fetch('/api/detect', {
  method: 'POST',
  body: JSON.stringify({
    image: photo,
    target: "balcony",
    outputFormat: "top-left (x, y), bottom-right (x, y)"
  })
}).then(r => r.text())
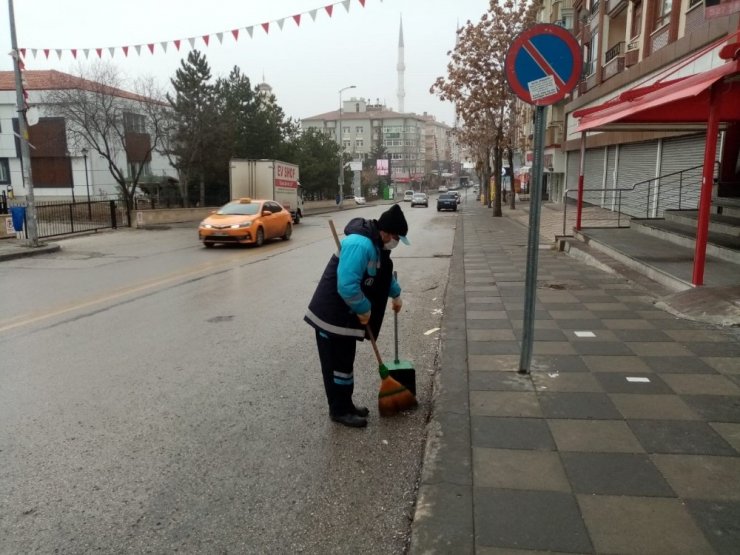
top-left (606, 0), bottom-right (627, 16)
top-left (649, 23), bottom-right (671, 55)
top-left (602, 42), bottom-right (626, 81)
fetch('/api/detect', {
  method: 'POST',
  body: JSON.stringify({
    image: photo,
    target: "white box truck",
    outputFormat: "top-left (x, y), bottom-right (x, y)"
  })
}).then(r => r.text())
top-left (229, 159), bottom-right (304, 223)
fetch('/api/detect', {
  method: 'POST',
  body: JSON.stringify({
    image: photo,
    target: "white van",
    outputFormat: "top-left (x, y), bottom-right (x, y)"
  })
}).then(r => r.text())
top-left (403, 190), bottom-right (415, 202)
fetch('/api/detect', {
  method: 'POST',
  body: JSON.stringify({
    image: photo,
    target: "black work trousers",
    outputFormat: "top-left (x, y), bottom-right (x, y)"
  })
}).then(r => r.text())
top-left (315, 329), bottom-right (358, 416)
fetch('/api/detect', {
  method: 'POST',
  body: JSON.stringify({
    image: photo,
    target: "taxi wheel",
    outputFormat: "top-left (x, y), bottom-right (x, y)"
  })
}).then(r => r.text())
top-left (255, 227), bottom-right (265, 247)
top-left (204, 242), bottom-right (214, 248)
top-left (282, 223), bottom-right (292, 241)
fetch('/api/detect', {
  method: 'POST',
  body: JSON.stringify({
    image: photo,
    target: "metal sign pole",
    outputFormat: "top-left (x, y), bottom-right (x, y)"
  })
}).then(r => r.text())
top-left (519, 104), bottom-right (546, 374)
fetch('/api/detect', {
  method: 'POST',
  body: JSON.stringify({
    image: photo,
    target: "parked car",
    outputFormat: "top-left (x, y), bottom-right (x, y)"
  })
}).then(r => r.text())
top-left (354, 196), bottom-right (366, 205)
top-left (198, 198), bottom-right (292, 248)
top-left (411, 193), bottom-right (428, 207)
top-left (437, 193), bottom-right (458, 212)
top-left (450, 190), bottom-right (461, 204)
top-left (438, 185), bottom-right (448, 193)
top-left (403, 190), bottom-right (415, 202)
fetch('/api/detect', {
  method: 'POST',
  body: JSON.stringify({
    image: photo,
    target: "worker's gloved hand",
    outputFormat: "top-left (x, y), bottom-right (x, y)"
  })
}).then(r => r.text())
top-left (392, 296), bottom-right (403, 313)
top-left (357, 311), bottom-right (371, 325)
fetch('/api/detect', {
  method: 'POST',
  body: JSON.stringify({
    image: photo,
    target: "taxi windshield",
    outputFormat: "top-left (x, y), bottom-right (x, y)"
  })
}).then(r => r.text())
top-left (218, 203), bottom-right (260, 216)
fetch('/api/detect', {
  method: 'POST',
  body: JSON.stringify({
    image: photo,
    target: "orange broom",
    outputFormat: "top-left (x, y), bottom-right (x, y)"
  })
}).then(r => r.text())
top-left (328, 219), bottom-right (418, 416)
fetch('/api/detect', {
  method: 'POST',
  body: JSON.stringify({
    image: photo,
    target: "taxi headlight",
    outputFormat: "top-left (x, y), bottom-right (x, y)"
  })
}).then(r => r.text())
top-left (231, 222), bottom-right (251, 229)
top-left (200, 222), bottom-right (213, 229)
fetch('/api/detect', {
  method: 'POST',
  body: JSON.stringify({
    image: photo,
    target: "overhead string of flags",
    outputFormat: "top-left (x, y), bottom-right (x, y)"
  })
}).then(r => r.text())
top-left (19, 0), bottom-right (377, 61)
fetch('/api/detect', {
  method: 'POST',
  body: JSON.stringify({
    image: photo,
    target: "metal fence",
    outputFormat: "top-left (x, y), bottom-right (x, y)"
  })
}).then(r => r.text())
top-left (11, 199), bottom-right (119, 239)
top-left (562, 164), bottom-right (708, 235)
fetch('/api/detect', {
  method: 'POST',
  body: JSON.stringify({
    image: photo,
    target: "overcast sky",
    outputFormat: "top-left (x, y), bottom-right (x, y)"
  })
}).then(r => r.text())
top-left (1, 0), bottom-right (492, 126)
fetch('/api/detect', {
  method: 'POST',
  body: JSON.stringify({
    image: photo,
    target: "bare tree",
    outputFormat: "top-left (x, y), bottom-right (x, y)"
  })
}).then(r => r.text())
top-left (43, 62), bottom-right (172, 225)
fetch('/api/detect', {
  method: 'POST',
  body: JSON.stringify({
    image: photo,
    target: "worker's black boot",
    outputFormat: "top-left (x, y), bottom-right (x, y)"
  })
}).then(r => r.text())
top-left (331, 413), bottom-right (368, 428)
top-left (351, 404), bottom-right (370, 417)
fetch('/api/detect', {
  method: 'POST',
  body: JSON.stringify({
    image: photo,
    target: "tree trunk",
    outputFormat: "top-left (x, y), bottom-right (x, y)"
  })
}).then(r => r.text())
top-left (492, 145), bottom-right (503, 217)
top-left (508, 148), bottom-right (516, 210)
top-left (199, 175), bottom-right (205, 208)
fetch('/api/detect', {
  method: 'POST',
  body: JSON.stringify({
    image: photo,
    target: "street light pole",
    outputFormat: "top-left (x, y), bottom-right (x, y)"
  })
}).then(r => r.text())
top-left (337, 85), bottom-right (356, 207)
top-left (82, 148), bottom-right (91, 219)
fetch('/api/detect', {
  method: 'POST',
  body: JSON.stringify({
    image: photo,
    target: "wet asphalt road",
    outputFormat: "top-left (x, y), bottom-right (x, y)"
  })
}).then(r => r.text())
top-left (0, 199), bottom-right (458, 553)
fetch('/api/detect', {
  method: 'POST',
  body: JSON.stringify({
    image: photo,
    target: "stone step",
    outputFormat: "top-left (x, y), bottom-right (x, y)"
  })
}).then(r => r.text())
top-left (630, 218), bottom-right (740, 265)
top-left (663, 209), bottom-right (740, 237)
top-left (714, 196), bottom-right (740, 218)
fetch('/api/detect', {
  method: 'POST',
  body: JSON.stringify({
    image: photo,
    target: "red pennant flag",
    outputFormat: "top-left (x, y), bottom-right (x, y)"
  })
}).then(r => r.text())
top-left (43, 49), bottom-right (50, 59)
top-left (96, 48), bottom-right (103, 58)
top-left (71, 49), bottom-right (77, 59)
top-left (325, 5), bottom-right (333, 16)
top-left (359, 0), bottom-right (366, 5)
top-left (261, 22), bottom-right (270, 34)
top-left (293, 14), bottom-right (301, 26)
top-left (147, 43), bottom-right (155, 54)
top-left (123, 46), bottom-right (129, 57)
top-left (174, 39), bottom-right (181, 51)
top-left (231, 29), bottom-right (239, 40)
top-left (19, 48), bottom-right (26, 58)
top-left (18, 60), bottom-right (25, 70)
top-left (202, 35), bottom-right (210, 46)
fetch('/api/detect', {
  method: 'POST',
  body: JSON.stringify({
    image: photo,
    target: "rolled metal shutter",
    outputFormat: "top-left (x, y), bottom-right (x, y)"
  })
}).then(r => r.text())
top-left (614, 140), bottom-right (657, 218)
top-left (605, 145), bottom-right (617, 190)
top-left (583, 147), bottom-right (606, 207)
top-left (658, 134), bottom-right (707, 212)
top-left (566, 150), bottom-right (580, 194)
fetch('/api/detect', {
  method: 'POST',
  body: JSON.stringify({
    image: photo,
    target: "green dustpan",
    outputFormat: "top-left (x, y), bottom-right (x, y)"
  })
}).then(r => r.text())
top-left (387, 275), bottom-right (416, 395)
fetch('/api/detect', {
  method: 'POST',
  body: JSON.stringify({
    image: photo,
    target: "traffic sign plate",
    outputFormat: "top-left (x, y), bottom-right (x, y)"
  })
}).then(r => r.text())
top-left (505, 23), bottom-right (582, 106)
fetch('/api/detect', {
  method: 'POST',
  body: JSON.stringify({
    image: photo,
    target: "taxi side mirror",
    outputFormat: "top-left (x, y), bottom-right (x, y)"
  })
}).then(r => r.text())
top-left (262, 210), bottom-right (271, 217)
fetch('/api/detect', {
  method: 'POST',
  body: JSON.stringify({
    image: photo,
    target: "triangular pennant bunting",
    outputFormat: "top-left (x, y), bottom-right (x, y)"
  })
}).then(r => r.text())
top-left (174, 39), bottom-right (181, 50)
top-left (231, 29), bottom-right (239, 41)
top-left (202, 35), bottom-right (210, 46)
top-left (19, 48), bottom-right (26, 58)
top-left (71, 49), bottom-right (77, 59)
top-left (188, 37), bottom-right (196, 49)
top-left (216, 32), bottom-right (224, 44)
top-left (108, 47), bottom-right (115, 58)
top-left (261, 22), bottom-right (270, 34)
top-left (43, 49), bottom-right (50, 59)
top-left (96, 48), bottom-right (103, 58)
top-left (309, 9), bottom-right (318, 21)
top-left (30, 49), bottom-right (37, 59)
top-left (325, 5), bottom-right (334, 17)
top-left (246, 26), bottom-right (254, 38)
top-left (55, 49), bottom-right (63, 59)
top-left (293, 14), bottom-right (301, 26)
top-left (160, 41), bottom-right (168, 53)
top-left (122, 46), bottom-right (129, 57)
top-left (343, 0), bottom-right (350, 12)
top-left (277, 18), bottom-right (285, 30)
top-left (359, 0), bottom-right (366, 6)
top-left (134, 45), bottom-right (142, 56)
top-left (83, 49), bottom-right (90, 59)
top-left (147, 43), bottom-right (155, 54)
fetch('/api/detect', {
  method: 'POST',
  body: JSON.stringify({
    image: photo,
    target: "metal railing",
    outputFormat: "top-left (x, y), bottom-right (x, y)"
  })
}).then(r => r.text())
top-left (604, 41), bottom-right (625, 63)
top-left (11, 199), bottom-right (119, 239)
top-left (562, 164), bottom-right (710, 236)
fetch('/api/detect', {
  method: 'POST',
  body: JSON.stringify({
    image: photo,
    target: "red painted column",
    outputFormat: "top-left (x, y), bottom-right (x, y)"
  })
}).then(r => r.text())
top-left (692, 85), bottom-right (720, 287)
top-left (576, 132), bottom-right (586, 230)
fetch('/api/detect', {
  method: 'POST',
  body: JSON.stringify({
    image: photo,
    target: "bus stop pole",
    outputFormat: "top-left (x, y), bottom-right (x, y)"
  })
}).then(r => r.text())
top-left (519, 105), bottom-right (547, 374)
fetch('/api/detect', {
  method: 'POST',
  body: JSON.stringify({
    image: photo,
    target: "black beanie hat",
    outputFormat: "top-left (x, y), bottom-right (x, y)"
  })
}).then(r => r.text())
top-left (377, 204), bottom-right (409, 244)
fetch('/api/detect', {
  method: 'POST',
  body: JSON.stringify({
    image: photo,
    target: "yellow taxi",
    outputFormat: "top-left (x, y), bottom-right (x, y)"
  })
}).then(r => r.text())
top-left (198, 198), bottom-right (293, 248)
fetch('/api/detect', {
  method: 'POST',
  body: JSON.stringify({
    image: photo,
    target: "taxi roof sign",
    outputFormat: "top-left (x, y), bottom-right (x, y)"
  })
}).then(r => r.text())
top-left (505, 24), bottom-right (582, 106)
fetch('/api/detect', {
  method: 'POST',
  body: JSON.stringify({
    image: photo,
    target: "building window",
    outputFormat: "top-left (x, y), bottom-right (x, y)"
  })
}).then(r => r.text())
top-left (342, 126), bottom-right (351, 135)
top-left (355, 126), bottom-right (364, 134)
top-left (128, 161), bottom-right (151, 179)
top-left (123, 112), bottom-right (146, 133)
top-left (0, 158), bottom-right (9, 184)
top-left (355, 139), bottom-right (364, 147)
top-left (655, 0), bottom-right (671, 29)
top-left (631, 0), bottom-right (642, 38)
top-left (343, 140), bottom-right (351, 148)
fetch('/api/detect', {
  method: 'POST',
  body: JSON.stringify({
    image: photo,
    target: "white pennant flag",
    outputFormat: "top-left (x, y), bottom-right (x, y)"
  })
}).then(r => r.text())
top-left (30, 49), bottom-right (38, 59)
top-left (108, 47), bottom-right (115, 58)
top-left (56, 49), bottom-right (63, 60)
top-left (309, 9), bottom-right (317, 21)
top-left (134, 45), bottom-right (142, 56)
top-left (246, 26), bottom-right (254, 38)
top-left (83, 49), bottom-right (90, 59)
top-left (342, 0), bottom-right (350, 12)
top-left (160, 41), bottom-right (168, 53)
top-left (188, 37), bottom-right (196, 49)
top-left (216, 32), bottom-right (224, 44)
top-left (277, 18), bottom-right (285, 30)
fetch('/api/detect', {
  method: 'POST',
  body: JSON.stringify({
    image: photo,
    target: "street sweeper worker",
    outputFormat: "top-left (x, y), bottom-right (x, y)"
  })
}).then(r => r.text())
top-left (304, 203), bottom-right (409, 428)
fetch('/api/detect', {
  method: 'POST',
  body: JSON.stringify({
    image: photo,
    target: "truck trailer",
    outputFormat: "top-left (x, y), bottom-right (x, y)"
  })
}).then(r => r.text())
top-left (229, 159), bottom-right (303, 223)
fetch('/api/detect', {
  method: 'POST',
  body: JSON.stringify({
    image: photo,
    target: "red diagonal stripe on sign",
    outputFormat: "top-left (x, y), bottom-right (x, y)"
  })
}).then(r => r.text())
top-left (522, 40), bottom-right (566, 89)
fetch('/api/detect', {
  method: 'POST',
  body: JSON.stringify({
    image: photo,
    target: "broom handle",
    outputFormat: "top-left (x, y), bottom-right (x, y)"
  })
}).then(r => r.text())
top-left (393, 271), bottom-right (399, 363)
top-left (366, 325), bottom-right (384, 366)
top-left (329, 219), bottom-right (341, 254)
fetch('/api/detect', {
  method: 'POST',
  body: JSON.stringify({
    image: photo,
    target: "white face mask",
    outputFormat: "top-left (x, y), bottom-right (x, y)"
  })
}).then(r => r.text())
top-left (383, 238), bottom-right (399, 250)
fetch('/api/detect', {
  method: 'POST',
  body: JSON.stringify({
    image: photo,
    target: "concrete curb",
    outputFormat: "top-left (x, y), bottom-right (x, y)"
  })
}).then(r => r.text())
top-left (0, 242), bottom-right (60, 262)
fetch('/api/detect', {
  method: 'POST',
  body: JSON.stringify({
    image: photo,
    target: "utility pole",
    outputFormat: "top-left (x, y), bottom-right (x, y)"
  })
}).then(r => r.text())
top-left (8, 0), bottom-right (40, 246)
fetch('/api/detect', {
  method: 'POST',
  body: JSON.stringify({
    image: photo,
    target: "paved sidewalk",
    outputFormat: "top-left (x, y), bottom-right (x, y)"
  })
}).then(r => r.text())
top-left (410, 202), bottom-right (740, 554)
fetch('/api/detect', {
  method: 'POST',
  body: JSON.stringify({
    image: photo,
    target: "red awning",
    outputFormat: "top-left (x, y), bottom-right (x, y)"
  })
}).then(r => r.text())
top-left (575, 59), bottom-right (740, 132)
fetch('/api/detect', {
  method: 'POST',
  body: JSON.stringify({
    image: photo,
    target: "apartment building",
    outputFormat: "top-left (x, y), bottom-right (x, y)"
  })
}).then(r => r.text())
top-left (516, 1), bottom-right (739, 205)
top-left (301, 97), bottom-right (455, 184)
